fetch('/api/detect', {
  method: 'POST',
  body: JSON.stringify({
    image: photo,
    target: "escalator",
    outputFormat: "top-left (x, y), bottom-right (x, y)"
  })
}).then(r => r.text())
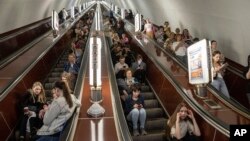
top-left (101, 2), bottom-right (250, 141)
top-left (104, 2), bottom-right (250, 111)
top-left (104, 0), bottom-right (250, 117)
top-left (133, 84), bottom-right (167, 141)
top-left (100, 5), bottom-right (168, 141)
top-left (0, 5), bottom-right (96, 140)
top-left (43, 50), bottom-right (70, 100)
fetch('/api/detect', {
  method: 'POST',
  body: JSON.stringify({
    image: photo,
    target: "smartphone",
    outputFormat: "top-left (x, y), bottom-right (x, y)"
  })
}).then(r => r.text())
top-left (138, 103), bottom-right (142, 107)
top-left (220, 63), bottom-right (229, 70)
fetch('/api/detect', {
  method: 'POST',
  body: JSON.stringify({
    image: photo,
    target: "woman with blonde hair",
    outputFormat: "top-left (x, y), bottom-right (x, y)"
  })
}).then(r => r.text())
top-left (19, 82), bottom-right (46, 141)
top-left (167, 102), bottom-right (200, 141)
top-left (36, 81), bottom-right (80, 141)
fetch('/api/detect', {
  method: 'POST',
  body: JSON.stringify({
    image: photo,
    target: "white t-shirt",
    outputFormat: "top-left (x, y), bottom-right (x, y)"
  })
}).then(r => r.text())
top-left (172, 41), bottom-right (187, 56)
top-left (170, 120), bottom-right (194, 139)
top-left (144, 23), bottom-right (153, 32)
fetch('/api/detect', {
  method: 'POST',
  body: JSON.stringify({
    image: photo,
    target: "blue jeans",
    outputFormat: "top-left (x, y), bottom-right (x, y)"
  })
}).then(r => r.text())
top-left (176, 55), bottom-right (187, 66)
top-left (211, 77), bottom-right (230, 98)
top-left (36, 134), bottom-right (60, 141)
top-left (127, 108), bottom-right (146, 129)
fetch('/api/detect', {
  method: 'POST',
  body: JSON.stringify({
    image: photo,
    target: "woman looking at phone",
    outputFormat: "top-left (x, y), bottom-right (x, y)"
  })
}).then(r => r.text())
top-left (211, 50), bottom-right (230, 98)
top-left (125, 85), bottom-right (147, 136)
top-left (35, 81), bottom-right (76, 141)
top-left (167, 102), bottom-right (200, 141)
top-left (18, 82), bottom-right (46, 141)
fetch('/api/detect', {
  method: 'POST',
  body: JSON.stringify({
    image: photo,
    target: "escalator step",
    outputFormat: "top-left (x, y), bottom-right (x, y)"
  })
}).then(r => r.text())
top-left (144, 99), bottom-right (159, 108)
top-left (50, 72), bottom-right (61, 77)
top-left (47, 77), bottom-right (60, 83)
top-left (57, 64), bottom-right (64, 68)
top-left (53, 68), bottom-right (64, 72)
top-left (145, 118), bottom-right (167, 131)
top-left (141, 92), bottom-right (155, 100)
top-left (132, 132), bottom-right (166, 141)
top-left (146, 108), bottom-right (164, 119)
top-left (59, 60), bottom-right (66, 64)
top-left (45, 90), bottom-right (51, 97)
top-left (141, 85), bottom-right (150, 92)
top-left (44, 83), bottom-right (54, 90)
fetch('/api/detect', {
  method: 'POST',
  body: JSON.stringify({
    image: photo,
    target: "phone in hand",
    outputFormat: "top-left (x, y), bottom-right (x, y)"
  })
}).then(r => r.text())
top-left (220, 62), bottom-right (229, 70)
top-left (137, 104), bottom-right (142, 109)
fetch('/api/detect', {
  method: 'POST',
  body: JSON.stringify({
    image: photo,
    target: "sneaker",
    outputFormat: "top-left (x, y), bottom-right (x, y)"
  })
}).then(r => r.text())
top-left (140, 128), bottom-right (147, 135)
top-left (133, 129), bottom-right (140, 136)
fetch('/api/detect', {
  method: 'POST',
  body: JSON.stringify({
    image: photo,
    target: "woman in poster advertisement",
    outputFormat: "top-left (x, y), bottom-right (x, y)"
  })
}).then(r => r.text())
top-left (211, 51), bottom-right (230, 98)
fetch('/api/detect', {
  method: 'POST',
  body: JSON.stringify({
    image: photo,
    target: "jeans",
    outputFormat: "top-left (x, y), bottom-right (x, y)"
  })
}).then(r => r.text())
top-left (211, 77), bottom-right (230, 98)
top-left (176, 55), bottom-right (187, 66)
top-left (36, 132), bottom-right (60, 141)
top-left (36, 136), bottom-right (59, 141)
top-left (127, 108), bottom-right (146, 129)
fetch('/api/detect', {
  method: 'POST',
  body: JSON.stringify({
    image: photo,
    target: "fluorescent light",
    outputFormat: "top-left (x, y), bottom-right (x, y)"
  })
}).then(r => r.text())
top-left (89, 37), bottom-right (102, 87)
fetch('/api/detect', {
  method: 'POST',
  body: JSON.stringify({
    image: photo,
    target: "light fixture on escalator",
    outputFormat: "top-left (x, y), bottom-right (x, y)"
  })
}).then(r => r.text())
top-left (87, 33), bottom-right (105, 117)
top-left (95, 3), bottom-right (101, 31)
top-left (51, 10), bottom-right (59, 38)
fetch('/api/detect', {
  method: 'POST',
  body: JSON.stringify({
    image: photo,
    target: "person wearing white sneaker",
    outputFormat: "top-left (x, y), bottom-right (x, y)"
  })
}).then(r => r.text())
top-left (125, 85), bottom-right (147, 136)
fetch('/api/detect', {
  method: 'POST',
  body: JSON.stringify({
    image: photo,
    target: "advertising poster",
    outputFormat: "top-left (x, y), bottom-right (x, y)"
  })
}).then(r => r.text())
top-left (187, 39), bottom-right (210, 84)
top-left (52, 10), bottom-right (59, 31)
top-left (135, 13), bottom-right (141, 32)
top-left (71, 6), bottom-right (75, 19)
top-left (121, 8), bottom-right (125, 19)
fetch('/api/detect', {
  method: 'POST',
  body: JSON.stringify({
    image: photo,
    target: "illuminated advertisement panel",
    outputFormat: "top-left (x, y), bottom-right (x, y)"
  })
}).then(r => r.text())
top-left (121, 8), bottom-right (125, 19)
top-left (71, 6), bottom-right (75, 19)
top-left (135, 13), bottom-right (141, 32)
top-left (187, 39), bottom-right (210, 84)
top-left (52, 10), bottom-right (59, 31)
top-left (115, 6), bottom-right (118, 14)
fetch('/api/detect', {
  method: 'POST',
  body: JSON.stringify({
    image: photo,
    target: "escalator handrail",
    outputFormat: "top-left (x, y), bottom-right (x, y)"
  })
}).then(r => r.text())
top-left (0, 5), bottom-right (95, 102)
top-left (0, 18), bottom-right (51, 41)
top-left (0, 7), bottom-right (83, 69)
top-left (0, 29), bottom-right (52, 69)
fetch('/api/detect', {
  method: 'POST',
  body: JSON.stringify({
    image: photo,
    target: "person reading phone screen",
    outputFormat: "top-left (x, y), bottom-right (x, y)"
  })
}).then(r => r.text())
top-left (211, 51), bottom-right (230, 98)
top-left (125, 85), bottom-right (147, 136)
top-left (167, 102), bottom-right (201, 141)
